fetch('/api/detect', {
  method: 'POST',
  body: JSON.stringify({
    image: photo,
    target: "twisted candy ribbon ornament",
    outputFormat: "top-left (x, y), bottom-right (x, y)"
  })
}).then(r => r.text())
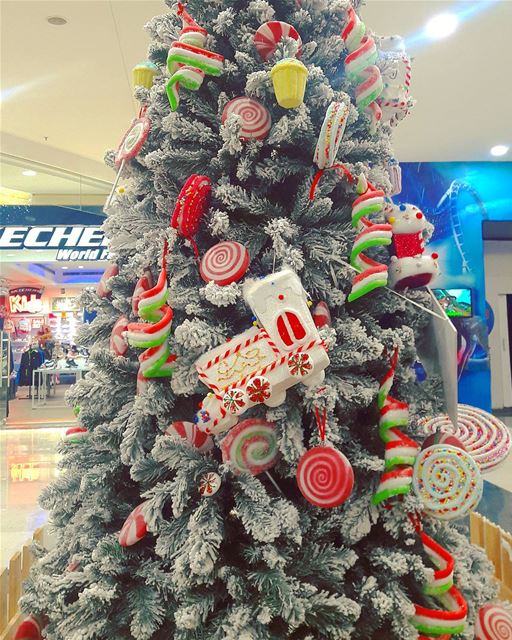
top-left (125, 243), bottom-right (176, 379)
top-left (348, 174), bottom-right (393, 302)
top-left (372, 348), bottom-right (420, 505)
top-left (342, 6), bottom-right (383, 130)
top-left (412, 525), bottom-right (468, 637)
top-left (166, 3), bottom-right (224, 111)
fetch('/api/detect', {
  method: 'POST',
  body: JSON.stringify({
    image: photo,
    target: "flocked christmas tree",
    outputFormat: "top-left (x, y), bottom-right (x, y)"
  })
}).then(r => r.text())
top-left (18, 0), bottom-right (506, 638)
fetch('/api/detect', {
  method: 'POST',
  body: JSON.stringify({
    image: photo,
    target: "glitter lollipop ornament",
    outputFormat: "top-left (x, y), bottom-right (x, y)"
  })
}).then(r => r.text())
top-left (296, 407), bottom-right (354, 508)
top-left (420, 404), bottom-right (511, 473)
top-left (412, 444), bottom-right (483, 521)
top-left (171, 174), bottom-right (212, 257)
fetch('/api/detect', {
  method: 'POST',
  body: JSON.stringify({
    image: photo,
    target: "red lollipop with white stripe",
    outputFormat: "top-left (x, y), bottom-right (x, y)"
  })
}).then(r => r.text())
top-left (200, 241), bottom-right (250, 286)
top-left (296, 445), bottom-right (354, 508)
top-left (222, 97), bottom-right (272, 141)
top-left (110, 315), bottom-right (129, 356)
top-left (165, 420), bottom-right (213, 453)
top-left (254, 21), bottom-right (302, 61)
top-left (475, 603), bottom-right (512, 639)
top-left (118, 502), bottom-right (148, 547)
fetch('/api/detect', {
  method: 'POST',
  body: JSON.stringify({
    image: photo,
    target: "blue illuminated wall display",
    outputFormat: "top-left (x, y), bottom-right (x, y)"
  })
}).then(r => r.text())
top-left (400, 162), bottom-right (512, 411)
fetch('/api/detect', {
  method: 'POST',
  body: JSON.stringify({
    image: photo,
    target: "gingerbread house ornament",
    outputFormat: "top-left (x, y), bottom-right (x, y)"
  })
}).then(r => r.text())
top-left (195, 269), bottom-right (330, 435)
top-left (385, 202), bottom-right (439, 290)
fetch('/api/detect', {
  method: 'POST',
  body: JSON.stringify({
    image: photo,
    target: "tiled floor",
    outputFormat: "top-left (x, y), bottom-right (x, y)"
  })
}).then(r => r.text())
top-left (7, 385), bottom-right (77, 429)
top-left (0, 413), bottom-right (511, 568)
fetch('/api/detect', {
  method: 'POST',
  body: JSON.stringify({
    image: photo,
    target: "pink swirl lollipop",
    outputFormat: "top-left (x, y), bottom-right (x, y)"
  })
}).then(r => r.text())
top-left (254, 21), bottom-right (302, 61)
top-left (420, 404), bottom-right (511, 472)
top-left (296, 445), bottom-right (354, 508)
top-left (165, 420), bottom-right (213, 453)
top-left (222, 97), bottom-right (272, 141)
top-left (412, 445), bottom-right (482, 521)
top-left (475, 603), bottom-right (512, 639)
top-left (200, 241), bottom-right (250, 286)
top-left (221, 418), bottom-right (280, 476)
top-left (118, 503), bottom-right (148, 547)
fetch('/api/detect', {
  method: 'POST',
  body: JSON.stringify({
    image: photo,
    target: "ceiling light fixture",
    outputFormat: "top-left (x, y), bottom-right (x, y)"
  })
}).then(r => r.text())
top-left (424, 13), bottom-right (459, 39)
top-left (490, 144), bottom-right (509, 157)
top-left (47, 16), bottom-right (67, 26)
top-left (7, 253), bottom-right (15, 257)
top-left (62, 266), bottom-right (69, 270)
top-left (78, 265), bottom-right (84, 269)
top-left (22, 169), bottom-right (37, 177)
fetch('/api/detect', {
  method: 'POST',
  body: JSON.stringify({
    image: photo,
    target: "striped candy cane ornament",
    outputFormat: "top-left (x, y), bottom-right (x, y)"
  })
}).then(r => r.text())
top-left (166, 4), bottom-right (224, 111)
top-left (126, 242), bottom-right (176, 380)
top-left (341, 6), bottom-right (383, 130)
top-left (372, 348), bottom-right (420, 504)
top-left (348, 174), bottom-right (393, 302)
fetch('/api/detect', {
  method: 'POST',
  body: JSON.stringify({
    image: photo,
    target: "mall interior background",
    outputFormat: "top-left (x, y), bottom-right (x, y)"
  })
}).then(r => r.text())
top-left (1, 0), bottom-right (512, 575)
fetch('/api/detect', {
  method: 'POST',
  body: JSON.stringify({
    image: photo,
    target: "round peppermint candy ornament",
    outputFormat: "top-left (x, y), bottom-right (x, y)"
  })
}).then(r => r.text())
top-left (475, 603), bottom-right (512, 640)
top-left (115, 117), bottom-right (151, 166)
top-left (296, 446), bottom-right (354, 508)
top-left (222, 97), bottom-right (272, 141)
top-left (254, 21), bottom-right (302, 61)
top-left (200, 241), bottom-right (250, 286)
top-left (421, 430), bottom-right (466, 452)
top-left (199, 472), bottom-right (221, 497)
top-left (165, 420), bottom-right (213, 453)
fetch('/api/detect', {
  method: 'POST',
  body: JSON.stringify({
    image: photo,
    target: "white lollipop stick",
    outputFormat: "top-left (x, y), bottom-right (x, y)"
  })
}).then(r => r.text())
top-left (104, 159), bottom-right (125, 212)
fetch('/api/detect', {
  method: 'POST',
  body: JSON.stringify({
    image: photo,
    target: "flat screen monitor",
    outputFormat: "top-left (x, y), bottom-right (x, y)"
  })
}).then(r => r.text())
top-left (432, 288), bottom-right (473, 318)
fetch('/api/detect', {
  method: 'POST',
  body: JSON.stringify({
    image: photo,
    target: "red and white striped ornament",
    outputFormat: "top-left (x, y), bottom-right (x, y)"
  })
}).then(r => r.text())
top-left (312, 302), bottom-right (331, 328)
top-left (97, 263), bottom-right (119, 299)
top-left (254, 21), bottom-right (302, 61)
top-left (132, 270), bottom-right (153, 315)
top-left (222, 97), bottom-right (272, 141)
top-left (118, 503), bottom-right (148, 547)
top-left (63, 426), bottom-right (88, 442)
top-left (14, 616), bottom-right (42, 640)
top-left (165, 420), bottom-right (213, 453)
top-left (110, 316), bottom-right (129, 357)
top-left (200, 241), bottom-right (250, 286)
top-left (475, 603), bottom-right (512, 639)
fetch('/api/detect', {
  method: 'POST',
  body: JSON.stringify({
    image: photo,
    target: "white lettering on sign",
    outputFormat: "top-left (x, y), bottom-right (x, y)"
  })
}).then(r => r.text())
top-left (0, 226), bottom-right (110, 260)
top-left (9, 289), bottom-right (44, 314)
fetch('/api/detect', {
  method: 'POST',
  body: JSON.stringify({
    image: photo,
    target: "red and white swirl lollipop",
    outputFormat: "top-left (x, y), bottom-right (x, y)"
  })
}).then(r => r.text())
top-left (221, 418), bottom-right (280, 476)
top-left (476, 603), bottom-right (512, 640)
top-left (200, 241), bottom-right (250, 286)
top-left (297, 446), bottom-right (354, 508)
top-left (110, 316), bottom-right (129, 357)
top-left (165, 420), bottom-right (213, 453)
top-left (118, 502), bottom-right (148, 547)
top-left (222, 97), bottom-right (272, 141)
top-left (254, 21), bottom-right (302, 61)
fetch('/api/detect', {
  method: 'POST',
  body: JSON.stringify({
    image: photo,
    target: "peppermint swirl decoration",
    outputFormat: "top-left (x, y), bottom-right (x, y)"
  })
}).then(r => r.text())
top-left (412, 445), bottom-right (482, 520)
top-left (200, 241), bottom-right (250, 286)
top-left (296, 446), bottom-right (354, 508)
top-left (222, 97), bottom-right (272, 141)
top-left (221, 418), bottom-right (280, 476)
top-left (476, 604), bottom-right (512, 640)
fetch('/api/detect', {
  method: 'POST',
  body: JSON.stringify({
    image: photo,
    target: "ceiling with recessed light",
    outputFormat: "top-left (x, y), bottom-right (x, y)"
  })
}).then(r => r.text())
top-left (0, 0), bottom-right (511, 189)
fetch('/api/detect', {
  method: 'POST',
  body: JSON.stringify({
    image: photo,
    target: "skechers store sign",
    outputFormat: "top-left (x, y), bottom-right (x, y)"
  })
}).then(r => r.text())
top-left (0, 226), bottom-right (110, 261)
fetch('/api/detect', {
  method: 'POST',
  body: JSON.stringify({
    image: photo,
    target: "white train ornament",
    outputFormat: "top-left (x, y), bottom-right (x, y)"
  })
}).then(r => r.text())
top-left (194, 268), bottom-right (330, 435)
